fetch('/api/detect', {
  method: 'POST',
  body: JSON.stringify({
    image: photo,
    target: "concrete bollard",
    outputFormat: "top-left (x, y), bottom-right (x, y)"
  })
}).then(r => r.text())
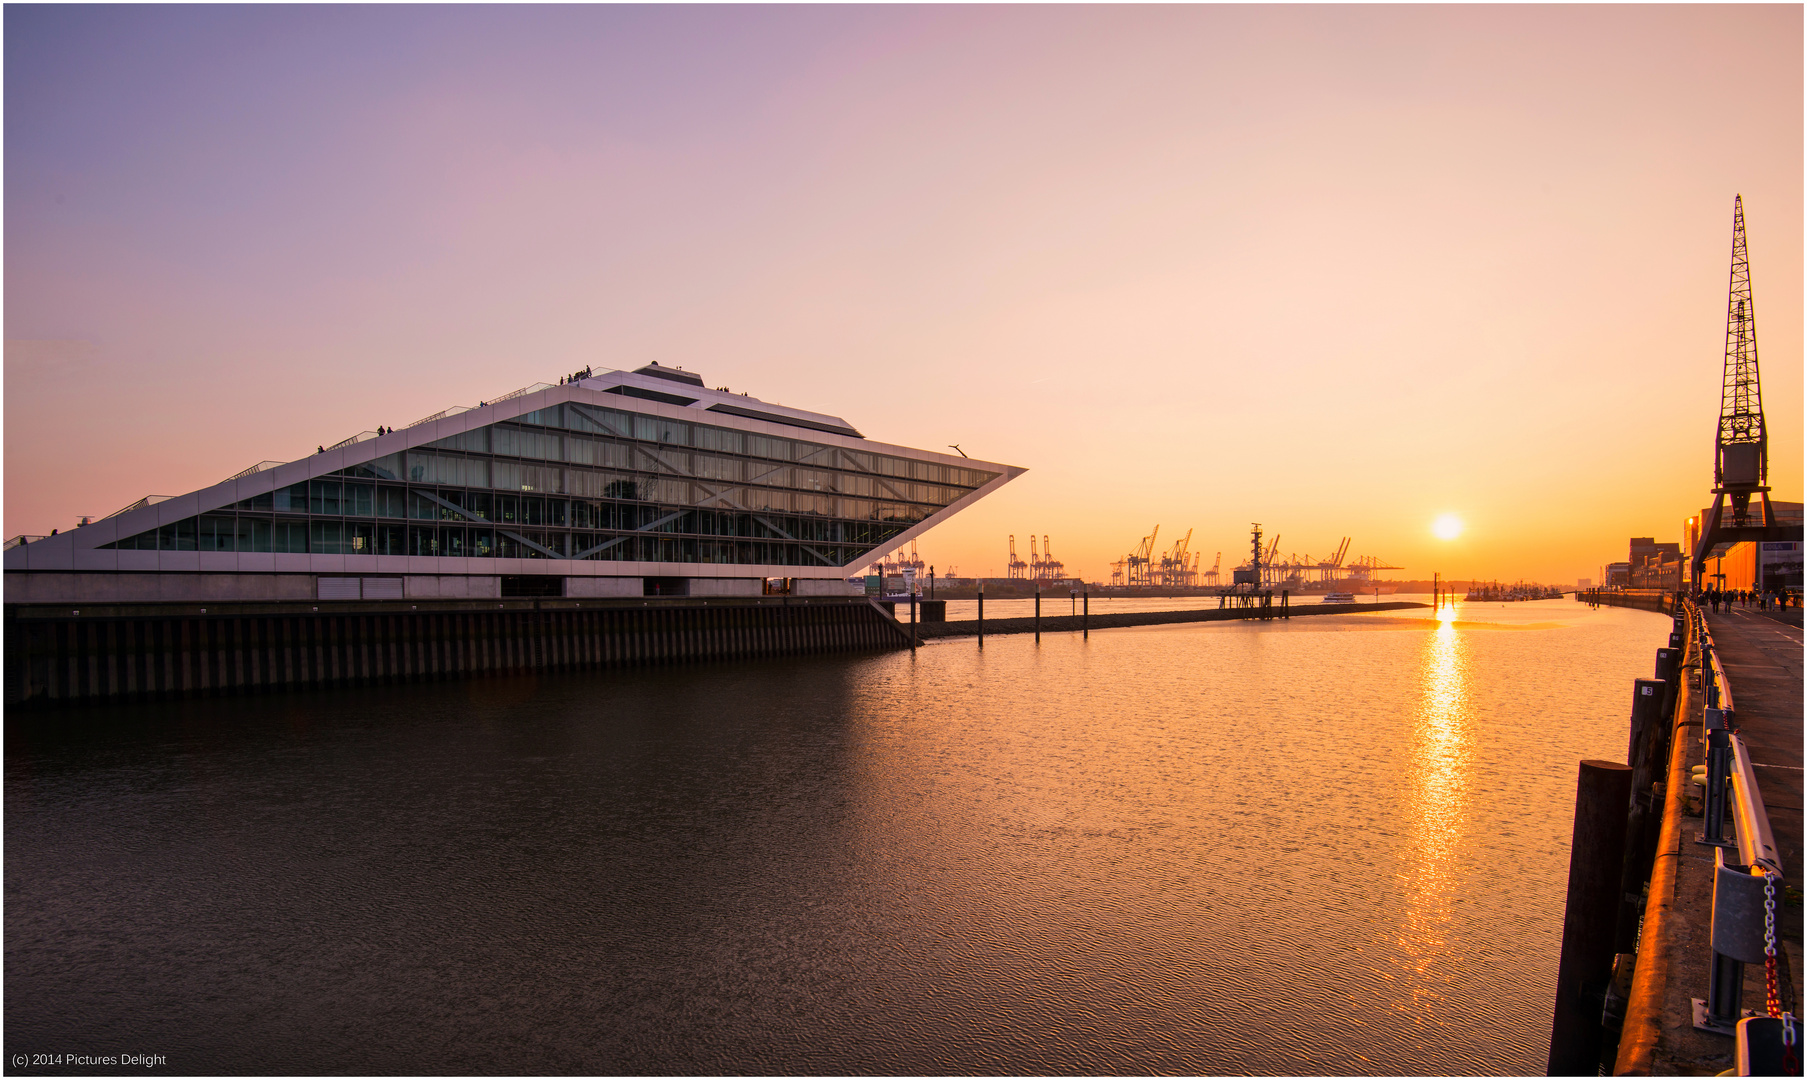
top-left (1548, 759), bottom-right (1635, 1076)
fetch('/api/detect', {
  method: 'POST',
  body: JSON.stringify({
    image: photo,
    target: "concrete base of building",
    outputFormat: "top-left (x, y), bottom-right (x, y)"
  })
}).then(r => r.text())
top-left (5, 570), bottom-right (864, 605)
top-left (3, 596), bottom-right (909, 708)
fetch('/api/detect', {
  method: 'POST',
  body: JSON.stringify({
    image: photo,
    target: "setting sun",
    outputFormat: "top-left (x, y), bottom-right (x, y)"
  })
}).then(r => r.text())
top-left (1433, 514), bottom-right (1465, 541)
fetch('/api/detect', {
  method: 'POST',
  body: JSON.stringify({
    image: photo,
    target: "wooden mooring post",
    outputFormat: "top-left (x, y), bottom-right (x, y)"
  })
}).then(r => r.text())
top-left (1547, 758), bottom-right (1634, 1076)
top-left (1614, 678), bottom-right (1668, 953)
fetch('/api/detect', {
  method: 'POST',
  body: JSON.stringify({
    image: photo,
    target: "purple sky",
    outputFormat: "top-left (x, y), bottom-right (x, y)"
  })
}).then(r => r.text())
top-left (7, 6), bottom-right (1801, 582)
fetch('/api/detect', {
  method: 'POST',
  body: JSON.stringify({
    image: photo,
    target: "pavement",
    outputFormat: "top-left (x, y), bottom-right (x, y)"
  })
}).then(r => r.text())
top-left (1709, 607), bottom-right (1804, 890)
top-left (1614, 605), bottom-right (1803, 1075)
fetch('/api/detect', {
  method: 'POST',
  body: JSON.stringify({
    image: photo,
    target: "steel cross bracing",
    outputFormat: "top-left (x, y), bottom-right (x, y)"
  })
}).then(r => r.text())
top-left (1690, 195), bottom-right (1803, 579)
top-left (1718, 194), bottom-right (1766, 474)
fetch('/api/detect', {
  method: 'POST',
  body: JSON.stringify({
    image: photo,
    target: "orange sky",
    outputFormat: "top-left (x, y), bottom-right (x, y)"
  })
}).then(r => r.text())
top-left (6, 6), bottom-right (1801, 584)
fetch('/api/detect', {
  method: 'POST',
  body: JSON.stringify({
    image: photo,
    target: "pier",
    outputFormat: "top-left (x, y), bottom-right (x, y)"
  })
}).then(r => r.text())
top-left (907, 599), bottom-right (1428, 641)
top-left (1610, 602), bottom-right (1802, 1075)
top-left (1547, 596), bottom-right (1802, 1075)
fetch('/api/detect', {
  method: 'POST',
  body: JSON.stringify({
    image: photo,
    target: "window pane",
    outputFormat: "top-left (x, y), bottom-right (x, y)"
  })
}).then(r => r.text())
top-left (310, 520), bottom-right (345, 555)
top-left (273, 483), bottom-right (309, 513)
top-left (377, 487), bottom-right (407, 518)
top-left (273, 520), bottom-right (308, 552)
top-left (344, 483), bottom-right (374, 517)
top-left (246, 518), bottom-right (272, 553)
top-left (408, 525), bottom-right (439, 556)
top-left (347, 522), bottom-right (375, 555)
top-left (370, 453), bottom-right (405, 481)
top-left (198, 515), bottom-right (235, 551)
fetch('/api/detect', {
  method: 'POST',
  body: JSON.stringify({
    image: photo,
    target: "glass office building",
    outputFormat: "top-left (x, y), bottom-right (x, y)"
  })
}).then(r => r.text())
top-left (6, 365), bottom-right (1022, 602)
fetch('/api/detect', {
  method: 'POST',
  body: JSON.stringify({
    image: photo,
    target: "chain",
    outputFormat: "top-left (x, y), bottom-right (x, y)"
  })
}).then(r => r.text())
top-left (1764, 870), bottom-right (1800, 1074)
top-left (1765, 871), bottom-right (1781, 1017)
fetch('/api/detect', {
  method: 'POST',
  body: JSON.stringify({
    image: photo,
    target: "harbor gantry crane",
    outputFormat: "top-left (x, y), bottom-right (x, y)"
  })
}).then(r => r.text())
top-left (1037, 535), bottom-right (1065, 584)
top-left (1157, 528), bottom-right (1194, 588)
top-left (1007, 535), bottom-right (1029, 580)
top-left (905, 540), bottom-right (925, 575)
top-left (1248, 533), bottom-right (1288, 586)
top-left (1124, 525), bottom-right (1161, 586)
top-left (1315, 537), bottom-right (1352, 584)
top-left (1346, 554), bottom-right (1404, 583)
top-left (1202, 552), bottom-right (1222, 586)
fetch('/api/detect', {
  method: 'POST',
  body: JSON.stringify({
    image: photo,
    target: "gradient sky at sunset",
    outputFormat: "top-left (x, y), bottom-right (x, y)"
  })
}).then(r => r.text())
top-left (7, 6), bottom-right (1801, 584)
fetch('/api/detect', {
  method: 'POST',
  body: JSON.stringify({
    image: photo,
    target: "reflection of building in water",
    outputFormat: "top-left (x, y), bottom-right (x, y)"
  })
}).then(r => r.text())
top-left (1397, 620), bottom-right (1473, 985)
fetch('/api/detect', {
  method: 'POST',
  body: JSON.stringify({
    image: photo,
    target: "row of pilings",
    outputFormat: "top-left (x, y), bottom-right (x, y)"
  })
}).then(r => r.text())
top-left (4, 597), bottom-right (911, 707)
top-left (1578, 588), bottom-right (1680, 615)
top-left (1546, 604), bottom-right (1689, 1073)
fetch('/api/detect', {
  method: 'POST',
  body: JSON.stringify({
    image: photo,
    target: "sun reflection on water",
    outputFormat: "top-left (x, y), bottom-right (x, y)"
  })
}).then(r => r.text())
top-left (1397, 610), bottom-right (1474, 993)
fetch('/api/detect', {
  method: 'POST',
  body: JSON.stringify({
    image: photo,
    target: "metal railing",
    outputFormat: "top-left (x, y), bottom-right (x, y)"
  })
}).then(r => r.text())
top-left (407, 381), bottom-right (558, 430)
top-left (325, 431), bottom-right (378, 452)
top-left (1685, 597), bottom-right (1792, 1044)
top-left (407, 404), bottom-right (472, 428)
top-left (227, 460), bottom-right (286, 482)
top-left (4, 534), bottom-right (48, 550)
top-left (491, 381), bottom-right (554, 404)
top-left (103, 494), bottom-right (173, 520)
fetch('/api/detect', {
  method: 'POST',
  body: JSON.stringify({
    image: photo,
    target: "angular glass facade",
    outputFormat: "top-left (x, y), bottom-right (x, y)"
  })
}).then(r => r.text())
top-left (103, 401), bottom-right (997, 568)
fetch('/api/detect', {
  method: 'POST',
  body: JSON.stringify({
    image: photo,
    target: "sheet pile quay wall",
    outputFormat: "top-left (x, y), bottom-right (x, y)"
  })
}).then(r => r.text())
top-left (4, 597), bottom-right (909, 707)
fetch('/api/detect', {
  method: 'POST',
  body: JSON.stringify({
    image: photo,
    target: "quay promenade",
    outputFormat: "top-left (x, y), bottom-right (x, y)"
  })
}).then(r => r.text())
top-left (1616, 604), bottom-right (1803, 1075)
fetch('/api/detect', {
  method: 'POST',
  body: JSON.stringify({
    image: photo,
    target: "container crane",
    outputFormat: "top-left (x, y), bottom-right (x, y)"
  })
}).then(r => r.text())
top-left (1038, 535), bottom-right (1064, 584)
top-left (1007, 535), bottom-right (1029, 580)
top-left (1158, 528), bottom-right (1194, 587)
top-left (1346, 554), bottom-right (1404, 583)
top-left (1125, 525), bottom-right (1160, 587)
top-left (1316, 537), bottom-right (1351, 583)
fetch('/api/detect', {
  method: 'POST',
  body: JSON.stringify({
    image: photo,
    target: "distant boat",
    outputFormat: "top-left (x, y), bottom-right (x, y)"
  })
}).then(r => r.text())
top-left (1323, 591), bottom-right (1356, 603)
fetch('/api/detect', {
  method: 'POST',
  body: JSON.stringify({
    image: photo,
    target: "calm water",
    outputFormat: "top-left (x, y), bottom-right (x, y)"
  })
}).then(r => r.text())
top-left (6, 598), bottom-right (1666, 1075)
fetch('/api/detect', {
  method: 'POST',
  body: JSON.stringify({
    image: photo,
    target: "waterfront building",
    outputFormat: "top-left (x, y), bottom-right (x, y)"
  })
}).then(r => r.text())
top-left (1626, 537), bottom-right (1684, 591)
top-left (1687, 500), bottom-right (1802, 591)
top-left (5, 364), bottom-right (1023, 604)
